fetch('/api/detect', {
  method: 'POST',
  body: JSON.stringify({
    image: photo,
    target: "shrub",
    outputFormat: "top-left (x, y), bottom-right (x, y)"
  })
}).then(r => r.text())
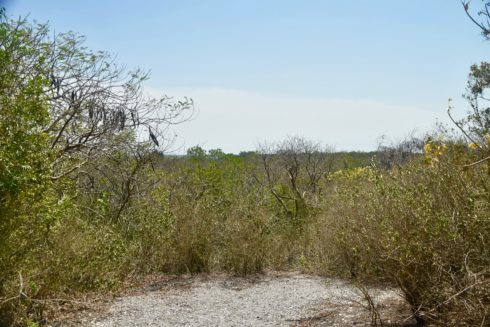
top-left (328, 144), bottom-right (490, 325)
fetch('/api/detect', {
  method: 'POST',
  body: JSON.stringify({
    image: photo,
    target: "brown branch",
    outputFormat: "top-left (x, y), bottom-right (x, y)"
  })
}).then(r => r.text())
top-left (462, 1), bottom-right (490, 34)
top-left (462, 155), bottom-right (490, 168)
top-left (51, 160), bottom-right (89, 181)
top-left (447, 99), bottom-right (484, 150)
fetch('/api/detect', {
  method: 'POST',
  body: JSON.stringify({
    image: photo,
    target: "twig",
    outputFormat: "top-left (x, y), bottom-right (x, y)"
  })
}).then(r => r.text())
top-left (447, 99), bottom-right (482, 150)
top-left (428, 280), bottom-right (487, 313)
top-left (461, 156), bottom-right (490, 168)
top-left (0, 295), bottom-right (20, 306)
top-left (0, 272), bottom-right (27, 306)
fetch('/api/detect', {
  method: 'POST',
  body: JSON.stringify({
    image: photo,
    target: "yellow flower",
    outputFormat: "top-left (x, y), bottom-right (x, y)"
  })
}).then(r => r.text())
top-left (424, 141), bottom-right (446, 167)
top-left (437, 143), bottom-right (447, 156)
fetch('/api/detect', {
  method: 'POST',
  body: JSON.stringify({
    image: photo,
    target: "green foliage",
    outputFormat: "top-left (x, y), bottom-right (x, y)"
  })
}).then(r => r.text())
top-left (186, 145), bottom-right (207, 159)
top-left (0, 13), bottom-right (61, 326)
top-left (0, 12), bottom-right (191, 325)
top-left (456, 61), bottom-right (490, 155)
top-left (0, 12), bottom-right (53, 285)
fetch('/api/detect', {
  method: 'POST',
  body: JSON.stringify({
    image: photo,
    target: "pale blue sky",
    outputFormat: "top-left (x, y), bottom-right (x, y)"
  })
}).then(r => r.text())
top-left (5, 1), bottom-right (490, 152)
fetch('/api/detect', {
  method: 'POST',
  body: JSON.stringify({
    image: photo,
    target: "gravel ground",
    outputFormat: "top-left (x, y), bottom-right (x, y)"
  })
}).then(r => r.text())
top-left (66, 273), bottom-right (410, 327)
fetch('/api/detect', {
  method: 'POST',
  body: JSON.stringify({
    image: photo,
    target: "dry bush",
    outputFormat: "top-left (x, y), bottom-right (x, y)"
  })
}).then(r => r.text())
top-left (325, 143), bottom-right (490, 325)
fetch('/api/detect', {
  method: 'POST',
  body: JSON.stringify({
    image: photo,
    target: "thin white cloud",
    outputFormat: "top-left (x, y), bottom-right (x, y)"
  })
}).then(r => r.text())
top-left (145, 87), bottom-right (450, 154)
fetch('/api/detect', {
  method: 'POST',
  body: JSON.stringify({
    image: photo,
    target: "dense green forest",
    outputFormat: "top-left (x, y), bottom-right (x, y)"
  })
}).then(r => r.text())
top-left (1, 5), bottom-right (490, 327)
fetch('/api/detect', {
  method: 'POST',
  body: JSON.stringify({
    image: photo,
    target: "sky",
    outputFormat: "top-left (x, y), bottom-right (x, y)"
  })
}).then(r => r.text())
top-left (5, 0), bottom-right (490, 153)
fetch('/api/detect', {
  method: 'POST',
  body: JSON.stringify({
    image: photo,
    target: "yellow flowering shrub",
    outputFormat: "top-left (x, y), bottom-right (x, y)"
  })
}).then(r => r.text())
top-left (424, 141), bottom-right (447, 166)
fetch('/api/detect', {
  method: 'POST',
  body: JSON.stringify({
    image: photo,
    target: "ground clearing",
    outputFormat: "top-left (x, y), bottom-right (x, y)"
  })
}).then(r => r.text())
top-left (58, 272), bottom-right (414, 327)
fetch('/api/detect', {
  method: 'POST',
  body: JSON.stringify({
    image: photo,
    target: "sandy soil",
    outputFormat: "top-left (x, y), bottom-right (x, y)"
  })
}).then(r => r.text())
top-left (57, 272), bottom-right (414, 327)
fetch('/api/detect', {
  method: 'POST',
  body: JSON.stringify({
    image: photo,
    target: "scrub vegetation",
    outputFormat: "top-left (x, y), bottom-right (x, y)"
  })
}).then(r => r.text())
top-left (1, 3), bottom-right (490, 326)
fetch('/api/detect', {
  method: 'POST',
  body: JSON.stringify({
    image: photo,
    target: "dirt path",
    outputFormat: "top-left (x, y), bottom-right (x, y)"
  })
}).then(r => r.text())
top-left (65, 273), bottom-right (411, 327)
